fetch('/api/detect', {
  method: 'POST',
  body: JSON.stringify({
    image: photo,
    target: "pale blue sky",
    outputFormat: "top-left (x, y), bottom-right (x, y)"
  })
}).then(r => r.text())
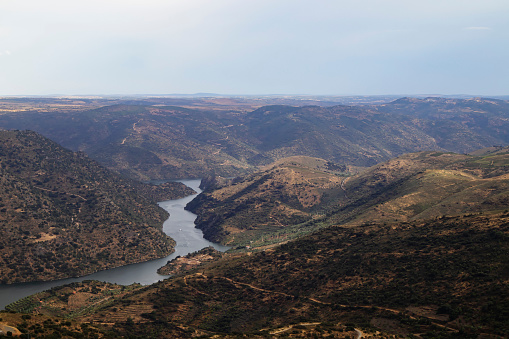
top-left (0, 0), bottom-right (508, 95)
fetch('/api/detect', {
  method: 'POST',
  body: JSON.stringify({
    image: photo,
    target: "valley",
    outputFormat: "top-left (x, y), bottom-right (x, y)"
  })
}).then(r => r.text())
top-left (0, 95), bottom-right (508, 338)
top-left (0, 179), bottom-right (228, 310)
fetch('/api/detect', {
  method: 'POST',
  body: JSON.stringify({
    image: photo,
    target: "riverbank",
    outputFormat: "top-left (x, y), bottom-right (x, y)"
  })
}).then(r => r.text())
top-left (0, 179), bottom-right (228, 310)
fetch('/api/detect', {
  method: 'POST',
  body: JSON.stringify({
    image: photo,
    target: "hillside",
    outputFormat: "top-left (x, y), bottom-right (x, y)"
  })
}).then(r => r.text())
top-left (187, 149), bottom-right (509, 247)
top-left (328, 149), bottom-right (509, 226)
top-left (186, 156), bottom-right (348, 246)
top-left (7, 211), bottom-right (508, 338)
top-left (238, 104), bottom-right (440, 166)
top-left (0, 105), bottom-right (257, 180)
top-left (1, 97), bottom-right (508, 179)
top-left (374, 97), bottom-right (509, 153)
top-left (0, 130), bottom-right (194, 284)
top-left (2, 146), bottom-right (509, 337)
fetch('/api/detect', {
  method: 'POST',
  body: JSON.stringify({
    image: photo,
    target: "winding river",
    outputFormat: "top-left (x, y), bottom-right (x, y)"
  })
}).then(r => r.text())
top-left (0, 179), bottom-right (228, 310)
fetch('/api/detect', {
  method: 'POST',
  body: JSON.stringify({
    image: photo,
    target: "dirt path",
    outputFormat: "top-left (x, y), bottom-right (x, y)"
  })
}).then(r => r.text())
top-left (307, 297), bottom-right (331, 305)
top-left (219, 278), bottom-right (342, 307)
top-left (34, 186), bottom-right (87, 201)
top-left (220, 277), bottom-right (293, 298)
top-left (269, 214), bottom-right (286, 227)
top-left (121, 120), bottom-right (141, 145)
top-left (0, 323), bottom-right (21, 336)
top-left (183, 274), bottom-right (211, 297)
top-left (269, 322), bottom-right (321, 335)
top-left (341, 177), bottom-right (349, 197)
top-left (191, 275), bottom-right (459, 334)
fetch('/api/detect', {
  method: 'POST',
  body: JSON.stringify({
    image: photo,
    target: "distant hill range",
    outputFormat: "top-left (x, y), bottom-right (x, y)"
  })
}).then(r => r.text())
top-left (1, 97), bottom-right (508, 180)
top-left (0, 130), bottom-right (194, 284)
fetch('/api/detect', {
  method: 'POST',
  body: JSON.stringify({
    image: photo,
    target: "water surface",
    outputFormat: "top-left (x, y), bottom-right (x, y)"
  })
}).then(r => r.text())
top-left (0, 179), bottom-right (227, 309)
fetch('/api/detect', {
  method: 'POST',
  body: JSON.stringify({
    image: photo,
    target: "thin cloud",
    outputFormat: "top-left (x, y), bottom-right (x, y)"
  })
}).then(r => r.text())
top-left (464, 26), bottom-right (492, 30)
top-left (0, 50), bottom-right (11, 56)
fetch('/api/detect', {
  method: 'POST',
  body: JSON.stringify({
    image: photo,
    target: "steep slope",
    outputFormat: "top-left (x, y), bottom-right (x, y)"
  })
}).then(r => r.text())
top-left (186, 156), bottom-right (347, 246)
top-left (0, 130), bottom-right (194, 284)
top-left (188, 149), bottom-right (509, 247)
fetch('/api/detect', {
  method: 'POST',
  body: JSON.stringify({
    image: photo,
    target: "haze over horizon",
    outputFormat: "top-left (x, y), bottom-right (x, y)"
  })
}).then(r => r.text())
top-left (1, 0), bottom-right (508, 96)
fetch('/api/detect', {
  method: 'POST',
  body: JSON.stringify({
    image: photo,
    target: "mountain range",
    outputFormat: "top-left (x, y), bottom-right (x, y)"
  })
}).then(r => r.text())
top-left (1, 97), bottom-right (508, 180)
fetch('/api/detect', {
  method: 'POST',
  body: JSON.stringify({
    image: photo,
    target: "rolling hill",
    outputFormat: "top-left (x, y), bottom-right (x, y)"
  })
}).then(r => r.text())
top-left (7, 210), bottom-right (508, 338)
top-left (1, 97), bottom-right (508, 179)
top-left (1, 96), bottom-right (509, 337)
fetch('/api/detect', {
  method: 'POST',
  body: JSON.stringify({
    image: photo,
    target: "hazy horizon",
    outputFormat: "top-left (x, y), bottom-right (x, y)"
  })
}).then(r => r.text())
top-left (1, 1), bottom-right (508, 96)
top-left (1, 93), bottom-right (507, 99)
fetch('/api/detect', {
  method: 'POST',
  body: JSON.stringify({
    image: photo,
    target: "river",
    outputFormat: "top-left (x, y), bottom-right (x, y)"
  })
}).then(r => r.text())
top-left (0, 179), bottom-right (228, 310)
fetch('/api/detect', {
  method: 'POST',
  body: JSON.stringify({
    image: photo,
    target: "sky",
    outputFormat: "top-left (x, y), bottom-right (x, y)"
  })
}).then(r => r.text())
top-left (0, 0), bottom-right (508, 96)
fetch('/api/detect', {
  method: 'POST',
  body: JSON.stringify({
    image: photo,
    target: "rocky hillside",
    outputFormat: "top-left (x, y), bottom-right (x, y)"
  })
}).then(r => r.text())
top-left (2, 146), bottom-right (509, 338)
top-left (0, 130), bottom-right (194, 284)
top-left (188, 149), bottom-right (509, 247)
top-left (0, 105), bottom-right (257, 180)
top-left (327, 148), bottom-right (509, 226)
top-left (186, 156), bottom-right (348, 246)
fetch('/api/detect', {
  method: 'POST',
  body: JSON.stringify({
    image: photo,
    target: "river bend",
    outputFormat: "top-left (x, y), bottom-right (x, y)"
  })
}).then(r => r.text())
top-left (0, 179), bottom-right (227, 309)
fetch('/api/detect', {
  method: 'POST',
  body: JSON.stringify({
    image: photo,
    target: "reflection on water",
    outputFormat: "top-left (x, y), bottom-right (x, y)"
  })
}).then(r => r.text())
top-left (0, 179), bottom-right (228, 309)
